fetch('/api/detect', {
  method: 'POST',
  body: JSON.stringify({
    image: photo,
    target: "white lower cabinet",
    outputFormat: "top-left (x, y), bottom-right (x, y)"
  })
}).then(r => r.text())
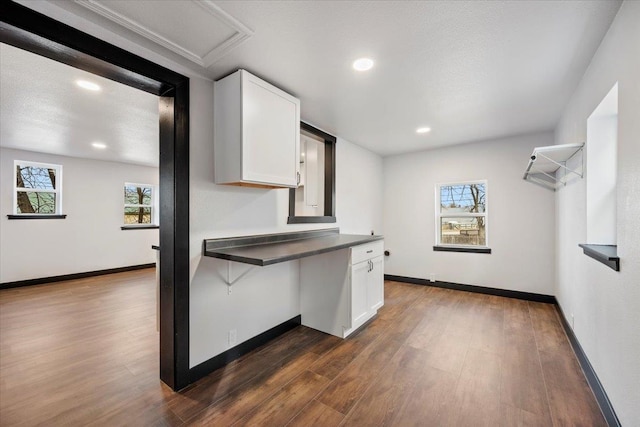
top-left (300, 241), bottom-right (384, 338)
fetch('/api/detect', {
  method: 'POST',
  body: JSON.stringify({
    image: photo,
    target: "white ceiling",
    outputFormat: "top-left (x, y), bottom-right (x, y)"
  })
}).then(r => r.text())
top-left (0, 43), bottom-right (159, 167)
top-left (12, 0), bottom-right (623, 158)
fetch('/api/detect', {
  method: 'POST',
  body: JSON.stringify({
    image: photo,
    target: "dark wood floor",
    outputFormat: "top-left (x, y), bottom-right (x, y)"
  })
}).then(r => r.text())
top-left (0, 269), bottom-right (606, 426)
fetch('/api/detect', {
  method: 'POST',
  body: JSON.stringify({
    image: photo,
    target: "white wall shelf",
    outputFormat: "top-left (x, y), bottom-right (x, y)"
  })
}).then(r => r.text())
top-left (523, 143), bottom-right (584, 191)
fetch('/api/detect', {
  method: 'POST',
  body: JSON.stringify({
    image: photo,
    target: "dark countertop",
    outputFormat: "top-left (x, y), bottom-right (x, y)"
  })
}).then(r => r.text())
top-left (204, 228), bottom-right (383, 266)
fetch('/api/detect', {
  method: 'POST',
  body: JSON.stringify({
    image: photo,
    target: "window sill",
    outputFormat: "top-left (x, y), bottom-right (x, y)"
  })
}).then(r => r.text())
top-left (287, 216), bottom-right (337, 224)
top-left (7, 214), bottom-right (67, 220)
top-left (433, 245), bottom-right (492, 254)
top-left (578, 244), bottom-right (619, 271)
top-left (121, 225), bottom-right (159, 230)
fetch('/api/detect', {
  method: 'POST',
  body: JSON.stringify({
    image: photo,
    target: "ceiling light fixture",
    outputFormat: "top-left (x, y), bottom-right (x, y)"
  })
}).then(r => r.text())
top-left (92, 142), bottom-right (107, 149)
top-left (352, 58), bottom-right (374, 72)
top-left (76, 80), bottom-right (101, 91)
top-left (416, 127), bottom-right (431, 134)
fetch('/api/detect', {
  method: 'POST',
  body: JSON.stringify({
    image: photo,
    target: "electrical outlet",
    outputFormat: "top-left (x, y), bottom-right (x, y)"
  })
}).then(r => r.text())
top-left (571, 313), bottom-right (575, 329)
top-left (228, 329), bottom-right (237, 346)
top-left (429, 273), bottom-right (436, 282)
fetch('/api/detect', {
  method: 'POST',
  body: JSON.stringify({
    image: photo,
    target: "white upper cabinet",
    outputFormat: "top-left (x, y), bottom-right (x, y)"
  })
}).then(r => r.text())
top-left (214, 69), bottom-right (300, 188)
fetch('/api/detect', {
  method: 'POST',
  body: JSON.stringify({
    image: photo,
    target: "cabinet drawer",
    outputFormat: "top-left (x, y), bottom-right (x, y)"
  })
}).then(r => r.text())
top-left (351, 241), bottom-right (384, 265)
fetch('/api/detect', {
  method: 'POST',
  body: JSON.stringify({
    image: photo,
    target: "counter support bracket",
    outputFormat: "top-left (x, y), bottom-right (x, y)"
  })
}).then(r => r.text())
top-left (226, 261), bottom-right (255, 290)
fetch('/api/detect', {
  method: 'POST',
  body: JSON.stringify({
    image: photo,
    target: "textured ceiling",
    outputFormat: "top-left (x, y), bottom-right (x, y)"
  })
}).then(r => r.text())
top-left (0, 43), bottom-right (159, 167)
top-left (13, 0), bottom-right (622, 157)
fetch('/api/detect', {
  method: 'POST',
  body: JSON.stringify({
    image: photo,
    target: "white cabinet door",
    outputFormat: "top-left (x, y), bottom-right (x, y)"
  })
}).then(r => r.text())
top-left (214, 69), bottom-right (300, 188)
top-left (350, 260), bottom-right (370, 331)
top-left (242, 72), bottom-right (300, 187)
top-left (367, 256), bottom-right (384, 312)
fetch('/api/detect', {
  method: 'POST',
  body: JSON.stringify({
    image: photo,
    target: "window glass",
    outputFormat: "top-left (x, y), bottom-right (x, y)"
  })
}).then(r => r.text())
top-left (440, 184), bottom-right (485, 214)
top-left (123, 184), bottom-right (155, 225)
top-left (16, 165), bottom-right (56, 190)
top-left (124, 185), bottom-right (152, 205)
top-left (440, 217), bottom-right (486, 246)
top-left (17, 192), bottom-right (56, 214)
top-left (437, 182), bottom-right (487, 247)
top-left (14, 161), bottom-right (62, 215)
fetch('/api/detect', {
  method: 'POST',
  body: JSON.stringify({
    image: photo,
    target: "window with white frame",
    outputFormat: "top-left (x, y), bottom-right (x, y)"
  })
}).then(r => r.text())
top-left (436, 181), bottom-right (487, 247)
top-left (14, 160), bottom-right (63, 215)
top-left (123, 183), bottom-right (157, 226)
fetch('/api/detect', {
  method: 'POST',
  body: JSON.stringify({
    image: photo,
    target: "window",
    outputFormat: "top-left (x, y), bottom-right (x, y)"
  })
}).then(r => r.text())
top-left (288, 121), bottom-right (336, 224)
top-left (13, 160), bottom-right (63, 215)
top-left (123, 183), bottom-right (157, 227)
top-left (586, 83), bottom-right (617, 245)
top-left (436, 181), bottom-right (488, 250)
top-left (579, 83), bottom-right (619, 271)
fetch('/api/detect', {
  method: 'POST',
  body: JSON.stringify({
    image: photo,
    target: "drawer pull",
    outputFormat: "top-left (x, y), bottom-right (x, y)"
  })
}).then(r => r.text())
top-left (366, 250), bottom-right (373, 253)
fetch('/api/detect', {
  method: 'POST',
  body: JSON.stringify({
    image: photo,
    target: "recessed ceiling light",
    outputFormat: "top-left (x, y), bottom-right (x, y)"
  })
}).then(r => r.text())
top-left (76, 80), bottom-right (101, 91)
top-left (92, 142), bottom-right (107, 149)
top-left (416, 127), bottom-right (431, 134)
top-left (353, 58), bottom-right (374, 72)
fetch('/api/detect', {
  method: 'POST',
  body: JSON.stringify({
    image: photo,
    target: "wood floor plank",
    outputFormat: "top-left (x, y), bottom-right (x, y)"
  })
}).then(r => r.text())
top-left (467, 304), bottom-right (505, 356)
top-left (168, 327), bottom-right (322, 420)
top-left (529, 302), bottom-right (607, 426)
top-left (232, 370), bottom-right (330, 427)
top-left (500, 404), bottom-right (550, 427)
top-left (500, 356), bottom-right (552, 423)
top-left (85, 384), bottom-right (183, 427)
top-left (316, 330), bottom-right (404, 414)
top-left (528, 301), bottom-right (570, 352)
top-left (436, 348), bottom-right (503, 426)
top-left (390, 364), bottom-right (458, 426)
top-left (286, 399), bottom-right (344, 427)
top-left (500, 299), bottom-right (553, 422)
top-left (308, 316), bottom-right (390, 380)
top-left (459, 348), bottom-right (502, 395)
top-left (340, 345), bottom-right (429, 426)
top-left (318, 288), bottom-right (433, 414)
top-left (184, 351), bottom-right (319, 425)
top-left (377, 280), bottom-right (428, 321)
top-left (538, 347), bottom-right (607, 426)
top-left (302, 328), bottom-right (343, 356)
top-left (422, 330), bottom-right (471, 374)
top-left (438, 375), bottom-right (503, 426)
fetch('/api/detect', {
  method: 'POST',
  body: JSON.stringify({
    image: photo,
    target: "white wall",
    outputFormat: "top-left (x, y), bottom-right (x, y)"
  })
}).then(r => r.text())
top-left (0, 148), bottom-right (158, 283)
top-left (554, 2), bottom-right (640, 425)
top-left (383, 132), bottom-right (556, 295)
top-left (188, 77), bottom-right (383, 367)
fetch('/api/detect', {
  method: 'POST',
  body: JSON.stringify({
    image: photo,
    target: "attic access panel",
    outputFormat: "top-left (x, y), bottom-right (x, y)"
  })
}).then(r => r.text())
top-left (523, 143), bottom-right (584, 191)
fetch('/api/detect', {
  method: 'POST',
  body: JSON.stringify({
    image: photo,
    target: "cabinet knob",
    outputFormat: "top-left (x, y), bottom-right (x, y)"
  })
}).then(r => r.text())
top-left (296, 171), bottom-right (301, 185)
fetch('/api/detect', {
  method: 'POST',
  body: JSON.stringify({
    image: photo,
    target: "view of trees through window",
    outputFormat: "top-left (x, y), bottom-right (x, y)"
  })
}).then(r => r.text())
top-left (124, 184), bottom-right (153, 224)
top-left (15, 164), bottom-right (58, 214)
top-left (439, 183), bottom-right (486, 246)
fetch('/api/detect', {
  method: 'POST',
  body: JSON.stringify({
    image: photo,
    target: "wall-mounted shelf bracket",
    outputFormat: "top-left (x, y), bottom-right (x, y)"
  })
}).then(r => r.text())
top-left (523, 143), bottom-right (584, 191)
top-left (225, 261), bottom-right (255, 291)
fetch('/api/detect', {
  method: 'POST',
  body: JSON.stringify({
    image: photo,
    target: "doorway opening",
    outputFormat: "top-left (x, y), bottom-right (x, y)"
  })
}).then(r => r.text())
top-left (1, 1), bottom-right (190, 390)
